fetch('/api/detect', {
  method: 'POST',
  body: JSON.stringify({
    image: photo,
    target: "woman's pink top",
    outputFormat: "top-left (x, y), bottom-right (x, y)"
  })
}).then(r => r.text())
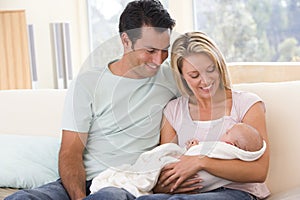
top-left (163, 90), bottom-right (270, 199)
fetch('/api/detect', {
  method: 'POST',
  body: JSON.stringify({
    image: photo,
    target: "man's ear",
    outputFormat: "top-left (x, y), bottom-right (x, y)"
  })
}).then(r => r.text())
top-left (121, 32), bottom-right (132, 50)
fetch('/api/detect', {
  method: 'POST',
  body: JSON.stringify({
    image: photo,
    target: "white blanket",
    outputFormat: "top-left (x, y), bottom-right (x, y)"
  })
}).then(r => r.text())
top-left (90, 141), bottom-right (266, 197)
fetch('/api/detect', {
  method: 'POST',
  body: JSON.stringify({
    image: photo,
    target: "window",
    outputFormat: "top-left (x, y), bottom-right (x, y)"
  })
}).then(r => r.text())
top-left (87, 0), bottom-right (169, 52)
top-left (193, 0), bottom-right (300, 62)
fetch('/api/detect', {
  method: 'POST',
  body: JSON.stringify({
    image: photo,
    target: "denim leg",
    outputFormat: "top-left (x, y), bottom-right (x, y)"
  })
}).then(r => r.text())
top-left (84, 186), bottom-right (136, 200)
top-left (136, 193), bottom-right (172, 200)
top-left (4, 179), bottom-right (70, 200)
top-left (167, 187), bottom-right (256, 200)
top-left (136, 188), bottom-right (256, 200)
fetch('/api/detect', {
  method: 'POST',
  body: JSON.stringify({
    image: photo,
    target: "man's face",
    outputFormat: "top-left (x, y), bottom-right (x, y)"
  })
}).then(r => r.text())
top-left (126, 26), bottom-right (171, 78)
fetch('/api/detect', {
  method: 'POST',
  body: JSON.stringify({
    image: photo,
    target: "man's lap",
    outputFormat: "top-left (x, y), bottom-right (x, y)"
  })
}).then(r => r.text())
top-left (84, 186), bottom-right (135, 200)
top-left (4, 179), bottom-right (93, 200)
top-left (5, 181), bottom-right (135, 200)
top-left (4, 179), bottom-right (70, 200)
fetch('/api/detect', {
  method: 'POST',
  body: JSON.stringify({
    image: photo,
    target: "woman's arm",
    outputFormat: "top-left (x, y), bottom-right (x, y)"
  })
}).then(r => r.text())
top-left (203, 101), bottom-right (270, 181)
top-left (153, 114), bottom-right (202, 193)
top-left (162, 102), bottom-right (270, 192)
top-left (203, 102), bottom-right (270, 182)
top-left (160, 114), bottom-right (178, 144)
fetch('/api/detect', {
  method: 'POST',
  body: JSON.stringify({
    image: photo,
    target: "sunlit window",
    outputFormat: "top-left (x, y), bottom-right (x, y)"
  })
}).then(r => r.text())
top-left (193, 0), bottom-right (300, 62)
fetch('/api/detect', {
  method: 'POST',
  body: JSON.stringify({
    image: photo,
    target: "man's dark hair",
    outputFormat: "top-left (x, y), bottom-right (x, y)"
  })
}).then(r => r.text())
top-left (119, 0), bottom-right (176, 45)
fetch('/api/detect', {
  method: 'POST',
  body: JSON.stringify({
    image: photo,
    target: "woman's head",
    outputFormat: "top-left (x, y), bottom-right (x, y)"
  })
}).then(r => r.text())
top-left (171, 31), bottom-right (231, 97)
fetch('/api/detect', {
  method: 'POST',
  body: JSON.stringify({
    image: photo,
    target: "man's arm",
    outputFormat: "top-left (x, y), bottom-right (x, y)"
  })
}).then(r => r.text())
top-left (59, 130), bottom-right (88, 200)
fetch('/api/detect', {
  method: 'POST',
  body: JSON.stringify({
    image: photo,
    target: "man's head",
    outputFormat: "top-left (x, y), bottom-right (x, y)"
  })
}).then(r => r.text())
top-left (117, 0), bottom-right (176, 78)
top-left (119, 0), bottom-right (175, 46)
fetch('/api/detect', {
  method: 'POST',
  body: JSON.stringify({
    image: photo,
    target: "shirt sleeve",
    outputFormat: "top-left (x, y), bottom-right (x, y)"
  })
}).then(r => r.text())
top-left (163, 98), bottom-right (183, 132)
top-left (234, 91), bottom-right (266, 121)
top-left (61, 77), bottom-right (94, 133)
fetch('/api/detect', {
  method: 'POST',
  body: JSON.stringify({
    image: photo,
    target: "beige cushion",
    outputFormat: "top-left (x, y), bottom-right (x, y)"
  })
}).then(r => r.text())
top-left (233, 81), bottom-right (300, 196)
top-left (267, 187), bottom-right (300, 200)
top-left (0, 89), bottom-right (66, 137)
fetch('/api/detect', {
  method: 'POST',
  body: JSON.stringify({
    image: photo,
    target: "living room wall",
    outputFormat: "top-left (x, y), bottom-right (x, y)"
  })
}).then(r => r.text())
top-left (0, 0), bottom-right (194, 89)
top-left (0, 0), bottom-right (89, 89)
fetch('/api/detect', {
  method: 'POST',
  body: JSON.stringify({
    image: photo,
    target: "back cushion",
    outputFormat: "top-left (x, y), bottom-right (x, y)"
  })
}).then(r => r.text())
top-left (0, 89), bottom-right (66, 137)
top-left (233, 81), bottom-right (300, 194)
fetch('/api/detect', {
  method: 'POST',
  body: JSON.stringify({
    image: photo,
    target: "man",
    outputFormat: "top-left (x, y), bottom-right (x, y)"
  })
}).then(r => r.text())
top-left (5, 0), bottom-right (184, 200)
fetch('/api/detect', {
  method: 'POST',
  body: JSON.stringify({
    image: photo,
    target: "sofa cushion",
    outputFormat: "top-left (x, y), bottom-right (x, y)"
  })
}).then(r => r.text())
top-left (267, 187), bottom-right (300, 200)
top-left (233, 81), bottom-right (300, 195)
top-left (0, 134), bottom-right (60, 189)
top-left (0, 89), bottom-right (66, 137)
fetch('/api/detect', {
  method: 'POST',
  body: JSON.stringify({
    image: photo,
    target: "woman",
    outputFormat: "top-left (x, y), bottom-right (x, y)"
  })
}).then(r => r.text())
top-left (137, 32), bottom-right (270, 199)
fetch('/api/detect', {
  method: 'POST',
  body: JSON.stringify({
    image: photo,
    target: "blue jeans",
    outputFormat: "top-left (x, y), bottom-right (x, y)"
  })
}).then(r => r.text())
top-left (84, 186), bottom-right (136, 200)
top-left (136, 187), bottom-right (257, 200)
top-left (4, 179), bottom-right (75, 200)
top-left (4, 179), bottom-right (135, 200)
top-left (5, 181), bottom-right (255, 200)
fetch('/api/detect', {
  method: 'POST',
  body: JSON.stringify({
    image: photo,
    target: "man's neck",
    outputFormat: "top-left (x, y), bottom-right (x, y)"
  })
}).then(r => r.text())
top-left (108, 58), bottom-right (146, 79)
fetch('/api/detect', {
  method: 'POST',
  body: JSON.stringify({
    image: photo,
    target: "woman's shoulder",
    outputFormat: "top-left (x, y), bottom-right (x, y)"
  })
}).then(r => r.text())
top-left (231, 89), bottom-right (263, 102)
top-left (166, 96), bottom-right (187, 108)
top-left (164, 96), bottom-right (188, 119)
top-left (230, 89), bottom-right (265, 120)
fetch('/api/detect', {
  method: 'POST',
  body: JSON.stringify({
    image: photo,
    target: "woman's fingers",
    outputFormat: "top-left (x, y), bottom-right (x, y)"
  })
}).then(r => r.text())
top-left (179, 176), bottom-right (202, 187)
top-left (171, 176), bottom-right (203, 193)
top-left (162, 172), bottom-right (178, 187)
top-left (158, 165), bottom-right (176, 185)
top-left (170, 174), bottom-right (202, 192)
top-left (155, 173), bottom-right (203, 194)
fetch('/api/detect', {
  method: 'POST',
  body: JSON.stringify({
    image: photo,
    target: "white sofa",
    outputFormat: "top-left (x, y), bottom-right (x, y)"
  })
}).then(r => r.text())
top-left (1, 81), bottom-right (300, 199)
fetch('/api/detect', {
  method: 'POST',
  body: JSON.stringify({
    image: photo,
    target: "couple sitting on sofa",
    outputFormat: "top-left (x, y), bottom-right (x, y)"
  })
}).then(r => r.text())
top-left (6, 32), bottom-right (270, 200)
top-left (5, 0), bottom-right (269, 199)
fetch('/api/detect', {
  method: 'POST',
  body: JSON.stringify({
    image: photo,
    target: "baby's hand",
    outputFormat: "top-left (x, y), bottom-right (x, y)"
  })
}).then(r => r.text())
top-left (185, 139), bottom-right (199, 149)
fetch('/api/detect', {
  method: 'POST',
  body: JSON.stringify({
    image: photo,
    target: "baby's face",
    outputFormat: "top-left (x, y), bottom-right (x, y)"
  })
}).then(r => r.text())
top-left (221, 123), bottom-right (262, 151)
top-left (221, 126), bottom-right (240, 147)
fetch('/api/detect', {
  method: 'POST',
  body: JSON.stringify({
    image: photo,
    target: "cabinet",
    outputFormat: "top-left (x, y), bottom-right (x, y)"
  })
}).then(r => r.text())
top-left (0, 10), bottom-right (31, 89)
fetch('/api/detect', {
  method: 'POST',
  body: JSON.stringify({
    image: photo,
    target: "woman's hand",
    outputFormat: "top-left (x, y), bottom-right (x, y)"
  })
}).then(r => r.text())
top-left (154, 167), bottom-right (202, 194)
top-left (159, 155), bottom-right (205, 192)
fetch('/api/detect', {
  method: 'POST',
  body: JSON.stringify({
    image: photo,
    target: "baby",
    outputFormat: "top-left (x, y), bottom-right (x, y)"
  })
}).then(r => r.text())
top-left (186, 122), bottom-right (263, 151)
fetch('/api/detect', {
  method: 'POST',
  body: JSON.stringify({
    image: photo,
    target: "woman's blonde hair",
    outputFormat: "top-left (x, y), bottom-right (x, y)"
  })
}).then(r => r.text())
top-left (171, 31), bottom-right (232, 96)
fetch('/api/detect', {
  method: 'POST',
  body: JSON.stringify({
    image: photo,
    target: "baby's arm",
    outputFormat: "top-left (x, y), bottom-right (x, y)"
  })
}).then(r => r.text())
top-left (185, 138), bottom-right (199, 150)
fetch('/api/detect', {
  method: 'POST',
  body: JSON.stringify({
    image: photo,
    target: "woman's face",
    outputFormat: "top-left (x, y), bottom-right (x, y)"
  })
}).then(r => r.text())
top-left (181, 53), bottom-right (221, 99)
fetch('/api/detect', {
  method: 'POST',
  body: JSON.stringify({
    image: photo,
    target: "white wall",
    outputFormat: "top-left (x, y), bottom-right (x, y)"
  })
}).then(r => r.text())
top-left (169, 0), bottom-right (194, 34)
top-left (0, 0), bottom-right (90, 88)
top-left (0, 0), bottom-right (193, 89)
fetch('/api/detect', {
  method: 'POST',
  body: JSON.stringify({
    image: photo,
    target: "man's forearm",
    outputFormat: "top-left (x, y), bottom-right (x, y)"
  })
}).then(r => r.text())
top-left (59, 157), bottom-right (87, 200)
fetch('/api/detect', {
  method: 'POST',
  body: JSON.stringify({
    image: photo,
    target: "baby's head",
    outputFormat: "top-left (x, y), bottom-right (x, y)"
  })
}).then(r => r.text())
top-left (221, 123), bottom-right (263, 151)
